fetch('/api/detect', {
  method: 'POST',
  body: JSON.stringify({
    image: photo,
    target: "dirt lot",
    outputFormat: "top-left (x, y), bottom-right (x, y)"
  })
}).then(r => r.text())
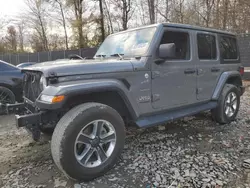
top-left (0, 83), bottom-right (250, 188)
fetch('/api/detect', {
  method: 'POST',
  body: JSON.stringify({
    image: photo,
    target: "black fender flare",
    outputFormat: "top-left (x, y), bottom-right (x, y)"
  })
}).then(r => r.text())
top-left (36, 79), bottom-right (139, 119)
top-left (212, 71), bottom-right (242, 100)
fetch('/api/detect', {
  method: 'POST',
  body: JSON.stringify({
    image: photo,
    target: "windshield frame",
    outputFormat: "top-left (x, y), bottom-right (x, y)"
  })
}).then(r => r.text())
top-left (94, 26), bottom-right (157, 59)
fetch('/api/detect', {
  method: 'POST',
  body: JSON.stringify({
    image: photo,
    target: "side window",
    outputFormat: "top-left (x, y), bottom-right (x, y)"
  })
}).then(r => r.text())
top-left (160, 31), bottom-right (190, 60)
top-left (220, 36), bottom-right (238, 60)
top-left (197, 34), bottom-right (217, 60)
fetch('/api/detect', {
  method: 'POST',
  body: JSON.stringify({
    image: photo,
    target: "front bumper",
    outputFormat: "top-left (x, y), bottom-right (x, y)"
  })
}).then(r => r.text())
top-left (16, 111), bottom-right (44, 128)
top-left (0, 102), bottom-right (44, 127)
top-left (0, 102), bottom-right (46, 141)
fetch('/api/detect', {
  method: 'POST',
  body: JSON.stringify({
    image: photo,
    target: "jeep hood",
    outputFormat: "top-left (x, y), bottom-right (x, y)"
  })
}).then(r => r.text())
top-left (22, 59), bottom-right (134, 77)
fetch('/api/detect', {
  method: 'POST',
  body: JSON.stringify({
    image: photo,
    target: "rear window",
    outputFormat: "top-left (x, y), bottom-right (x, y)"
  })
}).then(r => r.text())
top-left (219, 36), bottom-right (238, 60)
top-left (197, 34), bottom-right (217, 60)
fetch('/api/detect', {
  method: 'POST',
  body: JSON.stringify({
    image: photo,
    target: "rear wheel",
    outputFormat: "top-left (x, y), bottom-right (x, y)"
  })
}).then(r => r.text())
top-left (51, 102), bottom-right (125, 181)
top-left (211, 84), bottom-right (240, 124)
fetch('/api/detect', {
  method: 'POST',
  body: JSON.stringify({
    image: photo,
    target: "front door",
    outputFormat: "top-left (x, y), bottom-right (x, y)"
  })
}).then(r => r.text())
top-left (151, 28), bottom-right (197, 109)
top-left (195, 32), bottom-right (222, 101)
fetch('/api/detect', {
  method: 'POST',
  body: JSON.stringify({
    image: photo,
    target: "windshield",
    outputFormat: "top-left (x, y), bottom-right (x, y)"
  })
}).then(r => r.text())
top-left (95, 27), bottom-right (156, 58)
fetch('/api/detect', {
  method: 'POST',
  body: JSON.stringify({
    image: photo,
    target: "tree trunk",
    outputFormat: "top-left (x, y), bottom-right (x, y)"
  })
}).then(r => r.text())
top-left (73, 0), bottom-right (84, 48)
top-left (122, 0), bottom-right (127, 30)
top-left (103, 0), bottom-right (113, 33)
top-left (99, 0), bottom-right (105, 42)
top-left (38, 15), bottom-right (48, 50)
top-left (18, 25), bottom-right (24, 52)
top-left (59, 2), bottom-right (69, 50)
top-left (147, 0), bottom-right (155, 24)
top-left (214, 0), bottom-right (220, 29)
top-left (222, 0), bottom-right (228, 30)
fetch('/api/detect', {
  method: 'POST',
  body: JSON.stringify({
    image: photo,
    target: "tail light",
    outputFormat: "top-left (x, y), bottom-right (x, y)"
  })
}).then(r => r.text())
top-left (239, 66), bottom-right (244, 76)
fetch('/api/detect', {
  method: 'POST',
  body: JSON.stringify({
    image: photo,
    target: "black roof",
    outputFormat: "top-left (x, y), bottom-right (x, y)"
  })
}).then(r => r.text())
top-left (162, 23), bottom-right (235, 36)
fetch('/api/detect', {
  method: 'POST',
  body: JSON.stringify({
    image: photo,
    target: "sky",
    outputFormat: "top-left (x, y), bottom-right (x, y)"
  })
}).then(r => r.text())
top-left (0, 0), bottom-right (26, 17)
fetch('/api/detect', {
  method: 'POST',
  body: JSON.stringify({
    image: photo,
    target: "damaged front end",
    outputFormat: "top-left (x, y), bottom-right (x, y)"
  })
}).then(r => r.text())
top-left (0, 101), bottom-right (51, 141)
top-left (0, 71), bottom-right (60, 141)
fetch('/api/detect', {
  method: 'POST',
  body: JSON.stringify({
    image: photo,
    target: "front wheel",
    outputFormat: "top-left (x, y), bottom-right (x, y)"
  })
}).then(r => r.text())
top-left (51, 103), bottom-right (125, 181)
top-left (211, 84), bottom-right (240, 124)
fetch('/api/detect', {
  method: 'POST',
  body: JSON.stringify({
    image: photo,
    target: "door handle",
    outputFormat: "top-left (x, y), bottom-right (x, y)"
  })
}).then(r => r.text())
top-left (211, 67), bottom-right (220, 72)
top-left (184, 69), bottom-right (196, 74)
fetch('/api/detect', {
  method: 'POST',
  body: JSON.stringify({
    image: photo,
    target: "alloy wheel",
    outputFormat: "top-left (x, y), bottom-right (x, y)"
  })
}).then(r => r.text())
top-left (74, 120), bottom-right (116, 168)
top-left (224, 92), bottom-right (238, 117)
top-left (0, 89), bottom-right (13, 104)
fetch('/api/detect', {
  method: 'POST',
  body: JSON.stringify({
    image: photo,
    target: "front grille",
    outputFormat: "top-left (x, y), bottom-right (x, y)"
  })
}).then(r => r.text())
top-left (23, 72), bottom-right (42, 102)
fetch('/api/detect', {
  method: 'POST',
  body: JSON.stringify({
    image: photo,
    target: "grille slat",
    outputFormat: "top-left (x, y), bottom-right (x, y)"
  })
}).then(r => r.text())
top-left (23, 72), bottom-right (42, 102)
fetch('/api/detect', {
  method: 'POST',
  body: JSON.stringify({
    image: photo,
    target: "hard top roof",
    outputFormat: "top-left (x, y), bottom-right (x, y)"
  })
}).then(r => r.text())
top-left (163, 23), bottom-right (235, 36)
top-left (111, 22), bottom-right (235, 36)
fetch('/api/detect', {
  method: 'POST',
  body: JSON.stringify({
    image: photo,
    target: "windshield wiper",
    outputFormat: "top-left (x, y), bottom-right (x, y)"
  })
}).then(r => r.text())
top-left (110, 53), bottom-right (124, 59)
top-left (95, 54), bottom-right (106, 58)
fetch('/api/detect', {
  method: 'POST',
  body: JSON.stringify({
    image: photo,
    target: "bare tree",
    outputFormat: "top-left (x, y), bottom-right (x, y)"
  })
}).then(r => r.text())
top-left (25, 0), bottom-right (49, 51)
top-left (214, 0), bottom-right (220, 28)
top-left (47, 0), bottom-right (69, 49)
top-left (222, 0), bottom-right (229, 29)
top-left (157, 0), bottom-right (171, 22)
top-left (103, 0), bottom-right (114, 33)
top-left (195, 0), bottom-right (215, 27)
top-left (67, 0), bottom-right (85, 48)
top-left (5, 26), bottom-right (18, 52)
top-left (147, 0), bottom-right (156, 24)
top-left (16, 20), bottom-right (26, 52)
top-left (111, 0), bottom-right (133, 31)
top-left (98, 0), bottom-right (105, 41)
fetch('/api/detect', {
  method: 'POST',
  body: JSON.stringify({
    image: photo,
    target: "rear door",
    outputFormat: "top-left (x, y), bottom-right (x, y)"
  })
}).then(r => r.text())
top-left (195, 32), bottom-right (222, 101)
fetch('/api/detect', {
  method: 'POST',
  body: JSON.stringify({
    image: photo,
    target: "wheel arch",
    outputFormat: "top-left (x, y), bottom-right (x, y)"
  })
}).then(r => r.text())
top-left (212, 71), bottom-right (242, 100)
top-left (63, 90), bottom-right (136, 122)
top-left (39, 79), bottom-right (139, 121)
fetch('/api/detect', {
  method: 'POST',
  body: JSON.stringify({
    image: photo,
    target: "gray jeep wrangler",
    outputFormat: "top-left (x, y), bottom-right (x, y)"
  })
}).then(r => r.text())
top-left (0, 23), bottom-right (245, 181)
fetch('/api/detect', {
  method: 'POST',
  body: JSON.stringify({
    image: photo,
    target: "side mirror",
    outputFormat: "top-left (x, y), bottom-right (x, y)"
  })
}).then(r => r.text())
top-left (159, 43), bottom-right (176, 59)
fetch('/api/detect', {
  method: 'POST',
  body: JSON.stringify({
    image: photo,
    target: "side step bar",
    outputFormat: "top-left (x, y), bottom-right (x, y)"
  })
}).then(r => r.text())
top-left (136, 102), bottom-right (218, 128)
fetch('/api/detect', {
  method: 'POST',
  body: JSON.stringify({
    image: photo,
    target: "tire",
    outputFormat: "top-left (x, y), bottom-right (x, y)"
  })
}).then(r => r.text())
top-left (211, 84), bottom-right (240, 124)
top-left (0, 86), bottom-right (15, 115)
top-left (51, 102), bottom-right (125, 181)
top-left (0, 86), bottom-right (15, 104)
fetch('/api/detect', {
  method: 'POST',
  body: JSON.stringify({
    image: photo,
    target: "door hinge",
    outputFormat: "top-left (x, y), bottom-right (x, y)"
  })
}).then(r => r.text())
top-left (152, 71), bottom-right (160, 79)
top-left (152, 94), bottom-right (160, 102)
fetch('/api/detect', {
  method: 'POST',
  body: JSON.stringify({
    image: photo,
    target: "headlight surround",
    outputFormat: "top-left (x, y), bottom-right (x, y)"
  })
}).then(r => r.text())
top-left (39, 75), bottom-right (47, 90)
top-left (40, 95), bottom-right (65, 103)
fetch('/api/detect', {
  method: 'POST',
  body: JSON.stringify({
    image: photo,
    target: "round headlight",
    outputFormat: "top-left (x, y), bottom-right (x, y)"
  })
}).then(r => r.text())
top-left (40, 76), bottom-right (47, 90)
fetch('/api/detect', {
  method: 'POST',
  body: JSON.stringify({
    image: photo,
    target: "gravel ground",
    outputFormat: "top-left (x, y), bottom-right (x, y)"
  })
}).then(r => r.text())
top-left (0, 83), bottom-right (250, 188)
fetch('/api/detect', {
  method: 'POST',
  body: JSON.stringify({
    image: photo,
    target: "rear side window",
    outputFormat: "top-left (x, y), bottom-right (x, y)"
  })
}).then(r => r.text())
top-left (197, 34), bottom-right (217, 60)
top-left (220, 36), bottom-right (238, 60)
